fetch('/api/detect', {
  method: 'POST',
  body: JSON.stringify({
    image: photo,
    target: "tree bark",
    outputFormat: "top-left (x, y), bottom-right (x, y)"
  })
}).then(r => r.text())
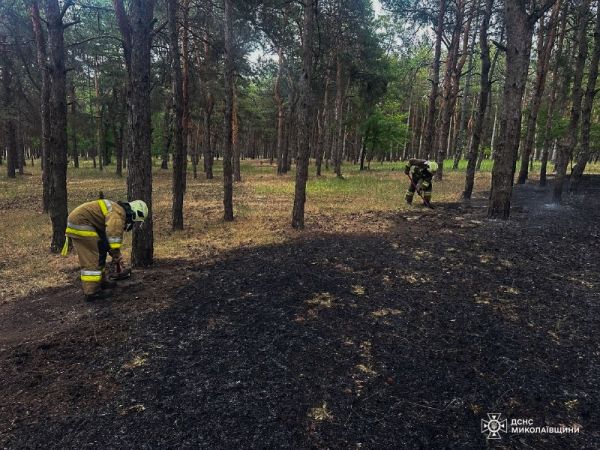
top-left (275, 47), bottom-right (286, 175)
top-left (421, 0), bottom-right (446, 159)
top-left (114, 121), bottom-right (123, 177)
top-left (462, 0), bottom-right (493, 199)
top-left (233, 79), bottom-right (241, 182)
top-left (199, 0), bottom-right (214, 180)
top-left (553, 0), bottom-right (590, 201)
top-left (284, 83), bottom-right (298, 172)
top-left (114, 0), bottom-right (155, 266)
top-left (44, 0), bottom-right (69, 253)
top-left (161, 85), bottom-right (172, 170)
top-left (203, 96), bottom-right (214, 179)
top-left (17, 122), bottom-right (25, 174)
top-left (453, 8), bottom-right (478, 170)
top-left (112, 84), bottom-right (125, 177)
top-left (435, 0), bottom-right (471, 180)
top-left (31, 1), bottom-right (51, 212)
top-left (540, 3), bottom-right (568, 186)
top-left (570, 5), bottom-right (600, 191)
top-left (1, 47), bottom-right (17, 178)
top-left (488, 0), bottom-right (553, 218)
top-left (223, 0), bottom-right (235, 221)
top-left (333, 50), bottom-right (345, 178)
top-left (292, 0), bottom-right (315, 229)
top-left (69, 81), bottom-right (79, 168)
top-left (316, 65), bottom-right (331, 176)
top-left (182, 0), bottom-right (190, 166)
top-left (517, 1), bottom-right (560, 184)
top-left (168, 0), bottom-right (186, 230)
top-left (94, 52), bottom-right (104, 171)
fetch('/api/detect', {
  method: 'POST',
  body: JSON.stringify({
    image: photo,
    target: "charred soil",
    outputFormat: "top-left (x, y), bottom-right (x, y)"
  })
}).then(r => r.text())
top-left (1, 177), bottom-right (599, 449)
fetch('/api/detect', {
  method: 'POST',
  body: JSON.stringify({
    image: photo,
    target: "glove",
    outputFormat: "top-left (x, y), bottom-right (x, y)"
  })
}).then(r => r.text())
top-left (404, 165), bottom-right (410, 175)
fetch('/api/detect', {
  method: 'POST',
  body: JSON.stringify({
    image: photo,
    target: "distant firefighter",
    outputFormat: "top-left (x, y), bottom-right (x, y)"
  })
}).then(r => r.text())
top-left (62, 198), bottom-right (148, 301)
top-left (404, 159), bottom-right (438, 206)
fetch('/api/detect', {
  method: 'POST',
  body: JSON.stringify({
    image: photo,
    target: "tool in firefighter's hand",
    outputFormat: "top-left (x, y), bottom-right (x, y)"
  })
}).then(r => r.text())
top-left (110, 256), bottom-right (132, 280)
top-left (406, 174), bottom-right (434, 209)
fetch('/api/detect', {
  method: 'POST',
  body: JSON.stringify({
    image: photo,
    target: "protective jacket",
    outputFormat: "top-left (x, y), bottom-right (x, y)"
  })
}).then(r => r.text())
top-left (404, 159), bottom-right (434, 180)
top-left (404, 159), bottom-right (434, 204)
top-left (63, 199), bottom-right (126, 256)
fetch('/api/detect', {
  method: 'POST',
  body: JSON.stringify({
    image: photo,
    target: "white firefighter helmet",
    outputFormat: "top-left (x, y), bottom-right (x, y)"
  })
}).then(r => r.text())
top-left (128, 200), bottom-right (148, 222)
top-left (425, 160), bottom-right (439, 173)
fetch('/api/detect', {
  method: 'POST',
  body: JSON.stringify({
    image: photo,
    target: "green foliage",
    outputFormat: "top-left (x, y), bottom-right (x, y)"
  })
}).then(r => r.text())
top-left (361, 106), bottom-right (408, 159)
top-left (152, 111), bottom-right (165, 157)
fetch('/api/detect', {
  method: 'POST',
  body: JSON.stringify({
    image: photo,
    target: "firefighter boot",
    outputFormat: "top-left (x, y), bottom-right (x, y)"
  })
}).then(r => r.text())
top-left (84, 289), bottom-right (113, 302)
top-left (101, 270), bottom-right (117, 289)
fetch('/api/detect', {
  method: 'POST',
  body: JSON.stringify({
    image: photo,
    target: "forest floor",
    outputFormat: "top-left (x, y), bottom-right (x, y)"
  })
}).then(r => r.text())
top-left (0, 160), bottom-right (598, 448)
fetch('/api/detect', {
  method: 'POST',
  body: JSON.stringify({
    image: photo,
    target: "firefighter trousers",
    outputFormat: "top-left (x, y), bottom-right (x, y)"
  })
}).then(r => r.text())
top-left (71, 234), bottom-right (109, 295)
top-left (406, 175), bottom-right (433, 204)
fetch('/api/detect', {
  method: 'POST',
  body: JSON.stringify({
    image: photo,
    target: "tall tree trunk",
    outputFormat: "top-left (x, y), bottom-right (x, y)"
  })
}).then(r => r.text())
top-left (553, 0), bottom-right (590, 201)
top-left (292, 0), bottom-right (315, 229)
top-left (316, 65), bottom-right (331, 176)
top-left (223, 0), bottom-right (234, 221)
top-left (114, 0), bottom-right (155, 266)
top-left (161, 85), bottom-right (172, 170)
top-left (94, 53), bottom-right (104, 171)
top-left (191, 123), bottom-right (198, 178)
top-left (112, 84), bottom-right (125, 177)
top-left (435, 0), bottom-right (470, 180)
top-left (463, 0), bottom-right (493, 199)
top-left (481, 30), bottom-right (502, 157)
top-left (359, 126), bottom-right (370, 171)
top-left (422, 0), bottom-right (446, 159)
top-left (200, 1), bottom-right (214, 179)
top-left (31, 1), bottom-right (51, 212)
top-left (540, 5), bottom-right (567, 186)
top-left (283, 100), bottom-right (294, 172)
top-left (114, 121), bottom-right (123, 177)
top-left (203, 97), bottom-right (214, 179)
top-left (122, 128), bottom-right (127, 169)
top-left (571, 5), bottom-right (600, 191)
top-left (182, 0), bottom-right (191, 177)
top-left (233, 79), bottom-right (241, 182)
top-left (517, 1), bottom-right (560, 184)
top-left (169, 0), bottom-right (186, 230)
top-left (453, 9), bottom-right (478, 171)
top-left (17, 122), bottom-right (25, 174)
top-left (333, 51), bottom-right (345, 178)
top-left (16, 119), bottom-right (25, 174)
top-left (69, 81), bottom-right (79, 168)
top-left (1, 49), bottom-right (17, 178)
top-left (404, 100), bottom-right (413, 160)
top-left (488, 0), bottom-right (552, 218)
top-left (275, 47), bottom-right (286, 175)
top-left (45, 0), bottom-right (69, 252)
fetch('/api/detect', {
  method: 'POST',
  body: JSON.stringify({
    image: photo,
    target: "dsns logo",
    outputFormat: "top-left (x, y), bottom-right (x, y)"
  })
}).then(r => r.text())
top-left (481, 413), bottom-right (508, 439)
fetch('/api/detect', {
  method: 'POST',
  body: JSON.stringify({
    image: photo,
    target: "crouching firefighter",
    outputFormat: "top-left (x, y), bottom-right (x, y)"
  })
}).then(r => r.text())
top-left (61, 197), bottom-right (148, 301)
top-left (404, 159), bottom-right (438, 206)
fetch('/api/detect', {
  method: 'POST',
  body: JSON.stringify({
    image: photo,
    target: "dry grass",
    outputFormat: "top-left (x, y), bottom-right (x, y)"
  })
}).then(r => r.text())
top-left (0, 156), bottom-right (531, 302)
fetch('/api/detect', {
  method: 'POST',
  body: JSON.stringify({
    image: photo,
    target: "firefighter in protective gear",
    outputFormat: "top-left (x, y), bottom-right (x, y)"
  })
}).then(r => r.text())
top-left (404, 159), bottom-right (438, 205)
top-left (61, 198), bottom-right (148, 301)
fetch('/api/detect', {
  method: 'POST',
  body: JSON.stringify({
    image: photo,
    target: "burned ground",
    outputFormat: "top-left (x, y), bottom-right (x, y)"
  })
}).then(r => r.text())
top-left (1, 178), bottom-right (599, 449)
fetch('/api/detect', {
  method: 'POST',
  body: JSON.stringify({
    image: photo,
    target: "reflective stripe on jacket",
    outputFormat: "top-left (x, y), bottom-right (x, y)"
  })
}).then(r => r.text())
top-left (65, 199), bottom-right (126, 249)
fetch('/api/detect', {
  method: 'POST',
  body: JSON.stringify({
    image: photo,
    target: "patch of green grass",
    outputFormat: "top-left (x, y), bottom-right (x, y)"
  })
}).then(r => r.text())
top-left (239, 161), bottom-right (278, 175)
top-left (308, 172), bottom-right (397, 196)
top-left (253, 182), bottom-right (295, 196)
